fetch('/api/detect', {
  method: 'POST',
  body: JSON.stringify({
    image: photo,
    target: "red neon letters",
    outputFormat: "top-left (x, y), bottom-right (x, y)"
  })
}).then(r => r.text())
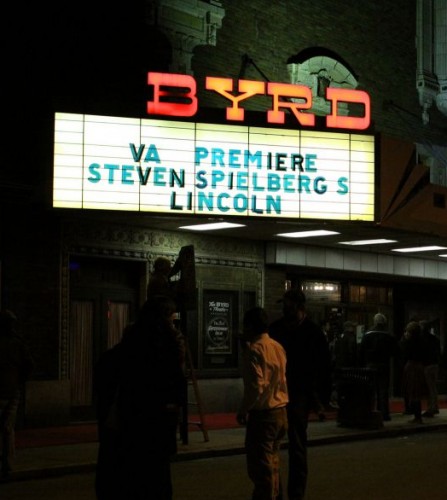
top-left (147, 73), bottom-right (198, 117)
top-left (147, 72), bottom-right (371, 130)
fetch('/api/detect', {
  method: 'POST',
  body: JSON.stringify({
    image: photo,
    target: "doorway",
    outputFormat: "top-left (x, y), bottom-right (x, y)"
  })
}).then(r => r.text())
top-left (69, 256), bottom-right (144, 420)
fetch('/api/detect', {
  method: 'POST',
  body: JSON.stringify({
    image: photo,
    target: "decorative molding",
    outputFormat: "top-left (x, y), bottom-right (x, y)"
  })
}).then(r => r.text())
top-left (146, 0), bottom-right (225, 74)
top-left (416, 0), bottom-right (447, 123)
top-left (62, 218), bottom-right (263, 263)
top-left (59, 217), bottom-right (265, 378)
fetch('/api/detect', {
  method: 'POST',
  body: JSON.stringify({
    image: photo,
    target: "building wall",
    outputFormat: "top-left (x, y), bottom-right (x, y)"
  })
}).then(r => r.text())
top-left (1, 208), bottom-right (61, 380)
top-left (2, 0), bottom-right (447, 423)
top-left (193, 0), bottom-right (444, 145)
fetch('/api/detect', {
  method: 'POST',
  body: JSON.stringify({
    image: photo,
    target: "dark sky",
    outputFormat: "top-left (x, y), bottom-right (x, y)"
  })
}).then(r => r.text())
top-left (2, 1), bottom-right (170, 187)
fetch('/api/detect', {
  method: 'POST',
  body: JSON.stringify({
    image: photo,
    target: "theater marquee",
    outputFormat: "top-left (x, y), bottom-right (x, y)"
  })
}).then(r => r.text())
top-left (53, 112), bottom-right (375, 221)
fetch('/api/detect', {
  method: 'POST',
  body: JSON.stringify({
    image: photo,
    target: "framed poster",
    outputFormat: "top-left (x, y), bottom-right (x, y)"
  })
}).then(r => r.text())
top-left (202, 290), bottom-right (240, 370)
top-left (204, 294), bottom-right (232, 355)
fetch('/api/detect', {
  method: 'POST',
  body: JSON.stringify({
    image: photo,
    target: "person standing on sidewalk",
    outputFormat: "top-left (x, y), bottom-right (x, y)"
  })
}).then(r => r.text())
top-left (269, 290), bottom-right (331, 500)
top-left (401, 321), bottom-right (427, 424)
top-left (0, 309), bottom-right (34, 480)
top-left (95, 295), bottom-right (186, 500)
top-left (237, 306), bottom-right (288, 500)
top-left (358, 313), bottom-right (399, 422)
top-left (420, 320), bottom-right (441, 417)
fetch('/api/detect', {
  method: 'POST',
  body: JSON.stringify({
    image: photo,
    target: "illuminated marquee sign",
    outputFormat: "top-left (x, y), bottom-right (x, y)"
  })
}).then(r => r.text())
top-left (53, 113), bottom-right (375, 221)
top-left (147, 72), bottom-right (371, 130)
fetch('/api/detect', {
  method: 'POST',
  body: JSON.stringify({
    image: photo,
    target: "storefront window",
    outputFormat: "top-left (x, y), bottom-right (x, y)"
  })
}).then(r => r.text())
top-left (349, 284), bottom-right (393, 305)
top-left (301, 281), bottom-right (341, 302)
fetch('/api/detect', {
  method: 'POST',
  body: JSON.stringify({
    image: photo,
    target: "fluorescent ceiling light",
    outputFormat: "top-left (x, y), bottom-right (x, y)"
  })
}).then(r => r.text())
top-left (439, 254), bottom-right (447, 258)
top-left (339, 239), bottom-right (397, 246)
top-left (276, 230), bottom-right (340, 238)
top-left (179, 222), bottom-right (246, 231)
top-left (392, 245), bottom-right (447, 253)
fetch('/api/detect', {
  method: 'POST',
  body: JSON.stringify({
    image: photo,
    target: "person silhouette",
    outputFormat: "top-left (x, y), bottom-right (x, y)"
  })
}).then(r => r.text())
top-left (420, 320), bottom-right (441, 417)
top-left (269, 290), bottom-right (331, 500)
top-left (147, 257), bottom-right (173, 299)
top-left (0, 310), bottom-right (34, 480)
top-left (95, 295), bottom-right (186, 500)
top-left (237, 306), bottom-right (288, 500)
top-left (401, 321), bottom-right (427, 424)
top-left (359, 313), bottom-right (399, 422)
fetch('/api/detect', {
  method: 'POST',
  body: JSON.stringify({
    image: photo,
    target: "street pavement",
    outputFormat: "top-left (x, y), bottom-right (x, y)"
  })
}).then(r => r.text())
top-left (6, 406), bottom-right (447, 483)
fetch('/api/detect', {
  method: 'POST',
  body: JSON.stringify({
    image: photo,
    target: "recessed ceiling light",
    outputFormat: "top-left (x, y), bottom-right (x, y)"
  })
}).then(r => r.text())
top-left (339, 239), bottom-right (397, 246)
top-left (179, 222), bottom-right (246, 231)
top-left (276, 230), bottom-right (340, 238)
top-left (392, 245), bottom-right (447, 253)
top-left (439, 254), bottom-right (447, 258)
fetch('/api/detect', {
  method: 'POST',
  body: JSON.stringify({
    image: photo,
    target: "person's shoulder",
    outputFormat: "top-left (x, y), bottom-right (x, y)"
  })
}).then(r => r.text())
top-left (268, 317), bottom-right (286, 335)
top-left (95, 344), bottom-right (123, 369)
top-left (428, 333), bottom-right (440, 343)
top-left (267, 334), bottom-right (287, 353)
top-left (269, 317), bottom-right (285, 328)
top-left (267, 333), bottom-right (283, 345)
top-left (304, 316), bottom-right (325, 333)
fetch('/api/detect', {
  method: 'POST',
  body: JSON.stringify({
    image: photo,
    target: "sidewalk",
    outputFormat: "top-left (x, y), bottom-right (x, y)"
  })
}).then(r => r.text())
top-left (7, 406), bottom-right (447, 482)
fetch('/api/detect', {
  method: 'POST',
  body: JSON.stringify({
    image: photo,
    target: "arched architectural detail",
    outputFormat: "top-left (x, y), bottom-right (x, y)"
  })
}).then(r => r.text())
top-left (287, 47), bottom-right (359, 116)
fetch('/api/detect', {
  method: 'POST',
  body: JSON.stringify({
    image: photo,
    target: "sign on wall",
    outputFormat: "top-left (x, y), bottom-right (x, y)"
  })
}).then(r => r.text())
top-left (204, 293), bottom-right (233, 356)
top-left (53, 112), bottom-right (375, 221)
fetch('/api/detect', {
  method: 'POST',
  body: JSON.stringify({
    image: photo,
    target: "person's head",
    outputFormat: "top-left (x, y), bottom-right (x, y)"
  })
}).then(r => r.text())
top-left (137, 295), bottom-right (178, 330)
top-left (153, 257), bottom-right (171, 276)
top-left (373, 313), bottom-right (387, 329)
top-left (280, 289), bottom-right (306, 320)
top-left (404, 320), bottom-right (421, 339)
top-left (242, 307), bottom-right (269, 339)
top-left (343, 321), bottom-right (356, 335)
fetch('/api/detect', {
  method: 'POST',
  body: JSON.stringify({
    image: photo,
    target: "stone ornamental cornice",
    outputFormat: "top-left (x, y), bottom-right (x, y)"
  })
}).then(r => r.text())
top-left (146, 0), bottom-right (225, 74)
top-left (62, 218), bottom-right (264, 264)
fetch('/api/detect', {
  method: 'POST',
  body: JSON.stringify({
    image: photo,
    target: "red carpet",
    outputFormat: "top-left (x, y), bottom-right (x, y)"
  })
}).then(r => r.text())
top-left (16, 414), bottom-right (243, 449)
top-left (15, 399), bottom-right (445, 449)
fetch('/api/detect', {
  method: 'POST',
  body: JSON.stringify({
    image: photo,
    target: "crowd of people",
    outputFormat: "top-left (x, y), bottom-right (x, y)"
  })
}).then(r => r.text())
top-left (1, 272), bottom-right (443, 500)
top-left (92, 282), bottom-right (447, 500)
top-left (328, 312), bottom-right (442, 426)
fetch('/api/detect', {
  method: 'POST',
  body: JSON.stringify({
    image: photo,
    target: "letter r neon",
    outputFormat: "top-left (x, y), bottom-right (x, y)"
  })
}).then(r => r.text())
top-left (267, 82), bottom-right (315, 126)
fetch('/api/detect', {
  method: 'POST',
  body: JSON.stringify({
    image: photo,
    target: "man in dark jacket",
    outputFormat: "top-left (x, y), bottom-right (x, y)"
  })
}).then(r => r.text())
top-left (269, 289), bottom-right (331, 500)
top-left (420, 320), bottom-right (441, 417)
top-left (358, 313), bottom-right (399, 422)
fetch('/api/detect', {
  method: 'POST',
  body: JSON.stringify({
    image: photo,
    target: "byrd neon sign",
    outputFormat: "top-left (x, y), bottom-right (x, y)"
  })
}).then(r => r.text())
top-left (147, 72), bottom-right (371, 130)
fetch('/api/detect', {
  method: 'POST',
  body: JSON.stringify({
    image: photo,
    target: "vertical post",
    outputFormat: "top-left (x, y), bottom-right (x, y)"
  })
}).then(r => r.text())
top-left (179, 308), bottom-right (189, 445)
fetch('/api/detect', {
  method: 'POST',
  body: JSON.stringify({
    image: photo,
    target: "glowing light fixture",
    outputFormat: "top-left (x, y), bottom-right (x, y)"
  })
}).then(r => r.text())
top-left (179, 222), bottom-right (246, 231)
top-left (339, 239), bottom-right (397, 246)
top-left (276, 229), bottom-right (340, 238)
top-left (392, 245), bottom-right (447, 253)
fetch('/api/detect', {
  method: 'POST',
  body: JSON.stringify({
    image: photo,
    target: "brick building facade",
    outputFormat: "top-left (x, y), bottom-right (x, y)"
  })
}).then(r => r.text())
top-left (1, 0), bottom-right (446, 425)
